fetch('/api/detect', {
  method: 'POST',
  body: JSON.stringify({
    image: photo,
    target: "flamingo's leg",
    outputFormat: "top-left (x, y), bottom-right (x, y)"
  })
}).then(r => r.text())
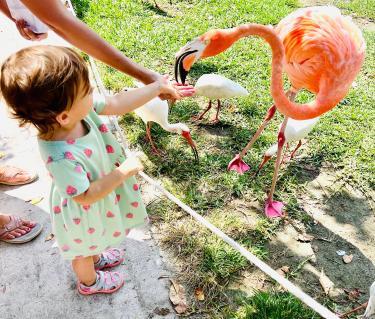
top-left (210, 99), bottom-right (221, 124)
top-left (146, 122), bottom-right (161, 155)
top-left (192, 100), bottom-right (212, 122)
top-left (265, 117), bottom-right (289, 218)
top-left (289, 140), bottom-right (302, 160)
top-left (227, 104), bottom-right (277, 174)
top-left (239, 104), bottom-right (277, 158)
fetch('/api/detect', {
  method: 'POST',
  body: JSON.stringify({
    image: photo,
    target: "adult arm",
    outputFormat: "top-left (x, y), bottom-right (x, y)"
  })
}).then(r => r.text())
top-left (21, 0), bottom-right (160, 85)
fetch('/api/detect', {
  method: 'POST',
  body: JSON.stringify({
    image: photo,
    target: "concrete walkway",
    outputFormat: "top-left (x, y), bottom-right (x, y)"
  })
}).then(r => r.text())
top-left (0, 13), bottom-right (175, 319)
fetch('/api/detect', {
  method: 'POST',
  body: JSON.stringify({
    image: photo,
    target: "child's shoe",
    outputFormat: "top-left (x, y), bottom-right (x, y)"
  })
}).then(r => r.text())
top-left (94, 248), bottom-right (124, 270)
top-left (77, 270), bottom-right (124, 295)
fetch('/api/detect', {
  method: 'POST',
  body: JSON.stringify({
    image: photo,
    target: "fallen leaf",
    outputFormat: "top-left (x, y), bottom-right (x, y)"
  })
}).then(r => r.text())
top-left (169, 279), bottom-right (187, 314)
top-left (45, 233), bottom-right (54, 242)
top-left (345, 288), bottom-right (361, 301)
top-left (276, 265), bottom-right (290, 277)
top-left (319, 269), bottom-right (334, 295)
top-left (26, 197), bottom-right (44, 205)
top-left (280, 266), bottom-right (290, 273)
top-left (195, 287), bottom-right (205, 301)
top-left (343, 254), bottom-right (353, 264)
top-left (297, 233), bottom-right (314, 243)
top-left (153, 307), bottom-right (170, 316)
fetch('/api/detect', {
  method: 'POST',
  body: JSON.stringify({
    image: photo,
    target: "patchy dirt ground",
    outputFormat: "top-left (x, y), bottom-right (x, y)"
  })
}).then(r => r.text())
top-left (225, 163), bottom-right (375, 316)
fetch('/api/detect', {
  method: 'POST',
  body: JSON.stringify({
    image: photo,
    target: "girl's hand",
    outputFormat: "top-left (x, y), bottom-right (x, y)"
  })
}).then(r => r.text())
top-left (157, 75), bottom-right (195, 100)
top-left (118, 155), bottom-right (144, 178)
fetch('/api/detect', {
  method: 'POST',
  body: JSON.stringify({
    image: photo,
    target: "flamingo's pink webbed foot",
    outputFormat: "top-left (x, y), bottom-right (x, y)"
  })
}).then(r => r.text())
top-left (227, 154), bottom-right (250, 174)
top-left (265, 199), bottom-right (285, 218)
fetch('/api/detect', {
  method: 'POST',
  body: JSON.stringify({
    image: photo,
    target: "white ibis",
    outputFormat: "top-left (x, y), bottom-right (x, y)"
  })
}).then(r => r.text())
top-left (193, 74), bottom-right (249, 124)
top-left (253, 117), bottom-right (320, 176)
top-left (132, 84), bottom-right (198, 161)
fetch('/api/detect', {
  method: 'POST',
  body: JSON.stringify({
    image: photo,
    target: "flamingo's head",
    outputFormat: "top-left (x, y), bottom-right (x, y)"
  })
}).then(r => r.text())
top-left (173, 123), bottom-right (199, 162)
top-left (175, 28), bottom-right (239, 84)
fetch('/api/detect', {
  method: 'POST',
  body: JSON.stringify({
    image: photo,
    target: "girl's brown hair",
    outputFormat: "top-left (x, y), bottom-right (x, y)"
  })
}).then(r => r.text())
top-left (0, 45), bottom-right (91, 137)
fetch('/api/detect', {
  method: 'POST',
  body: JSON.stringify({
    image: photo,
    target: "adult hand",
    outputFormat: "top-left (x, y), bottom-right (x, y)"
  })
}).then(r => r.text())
top-left (156, 75), bottom-right (195, 100)
top-left (15, 19), bottom-right (48, 41)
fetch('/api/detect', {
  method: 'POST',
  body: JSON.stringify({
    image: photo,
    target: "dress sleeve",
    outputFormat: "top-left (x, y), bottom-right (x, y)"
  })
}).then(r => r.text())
top-left (47, 159), bottom-right (90, 198)
top-left (93, 92), bottom-right (107, 115)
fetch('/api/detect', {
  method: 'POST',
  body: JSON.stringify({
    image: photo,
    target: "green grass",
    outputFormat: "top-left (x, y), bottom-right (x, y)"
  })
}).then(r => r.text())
top-left (336, 0), bottom-right (375, 20)
top-left (222, 291), bottom-right (321, 319)
top-left (72, 0), bottom-right (374, 316)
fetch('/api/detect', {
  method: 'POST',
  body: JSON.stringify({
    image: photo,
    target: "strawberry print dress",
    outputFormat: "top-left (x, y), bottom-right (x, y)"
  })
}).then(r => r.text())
top-left (38, 94), bottom-right (147, 259)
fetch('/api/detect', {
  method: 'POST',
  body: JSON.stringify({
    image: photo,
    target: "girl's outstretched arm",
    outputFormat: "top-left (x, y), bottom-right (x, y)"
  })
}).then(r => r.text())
top-left (100, 76), bottom-right (194, 116)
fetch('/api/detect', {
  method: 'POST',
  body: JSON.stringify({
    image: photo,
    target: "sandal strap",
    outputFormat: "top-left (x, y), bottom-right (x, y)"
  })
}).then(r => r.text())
top-left (80, 271), bottom-right (122, 292)
top-left (0, 166), bottom-right (28, 179)
top-left (95, 248), bottom-right (123, 268)
top-left (0, 216), bottom-right (22, 236)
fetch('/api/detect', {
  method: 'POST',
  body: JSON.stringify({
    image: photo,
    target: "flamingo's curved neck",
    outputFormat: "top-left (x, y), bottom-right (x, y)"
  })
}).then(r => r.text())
top-left (228, 24), bottom-right (333, 120)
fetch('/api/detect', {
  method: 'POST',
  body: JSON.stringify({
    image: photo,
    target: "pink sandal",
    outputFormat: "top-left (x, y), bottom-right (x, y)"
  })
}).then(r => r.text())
top-left (0, 165), bottom-right (38, 186)
top-left (0, 215), bottom-right (43, 243)
top-left (77, 270), bottom-right (124, 295)
top-left (94, 248), bottom-right (124, 270)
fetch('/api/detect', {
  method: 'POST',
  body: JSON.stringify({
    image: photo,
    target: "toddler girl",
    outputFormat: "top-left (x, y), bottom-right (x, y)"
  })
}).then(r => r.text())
top-left (0, 45), bottom-right (189, 295)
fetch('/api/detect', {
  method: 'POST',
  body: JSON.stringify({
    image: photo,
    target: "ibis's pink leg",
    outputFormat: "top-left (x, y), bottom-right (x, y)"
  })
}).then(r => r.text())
top-left (146, 122), bottom-right (161, 155)
top-left (192, 100), bottom-right (212, 122)
top-left (265, 117), bottom-right (289, 218)
top-left (282, 143), bottom-right (290, 164)
top-left (253, 154), bottom-right (273, 177)
top-left (210, 99), bottom-right (221, 124)
top-left (289, 140), bottom-right (302, 160)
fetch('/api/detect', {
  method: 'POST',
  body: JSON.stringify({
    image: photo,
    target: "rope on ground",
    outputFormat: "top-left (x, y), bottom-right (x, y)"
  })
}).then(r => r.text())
top-left (66, 1), bottom-right (339, 318)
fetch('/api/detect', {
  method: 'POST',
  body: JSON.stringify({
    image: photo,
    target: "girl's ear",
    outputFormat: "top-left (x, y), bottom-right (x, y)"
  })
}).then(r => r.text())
top-left (55, 111), bottom-right (70, 127)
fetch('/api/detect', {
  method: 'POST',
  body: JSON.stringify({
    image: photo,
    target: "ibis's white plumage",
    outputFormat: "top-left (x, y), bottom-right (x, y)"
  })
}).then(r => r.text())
top-left (133, 82), bottom-right (189, 134)
top-left (265, 117), bottom-right (320, 157)
top-left (284, 117), bottom-right (320, 142)
top-left (134, 96), bottom-right (169, 128)
top-left (194, 74), bottom-right (249, 99)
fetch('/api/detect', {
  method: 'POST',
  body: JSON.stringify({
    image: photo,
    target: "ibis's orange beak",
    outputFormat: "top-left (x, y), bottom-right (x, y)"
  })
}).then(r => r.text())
top-left (181, 130), bottom-right (199, 162)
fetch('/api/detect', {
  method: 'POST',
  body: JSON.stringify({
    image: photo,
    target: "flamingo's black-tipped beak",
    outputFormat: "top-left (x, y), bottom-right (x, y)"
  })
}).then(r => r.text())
top-left (174, 50), bottom-right (197, 84)
top-left (181, 130), bottom-right (199, 162)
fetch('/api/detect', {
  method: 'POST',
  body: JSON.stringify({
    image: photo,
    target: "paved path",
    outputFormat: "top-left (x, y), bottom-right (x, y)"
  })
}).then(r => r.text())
top-left (0, 13), bottom-right (175, 319)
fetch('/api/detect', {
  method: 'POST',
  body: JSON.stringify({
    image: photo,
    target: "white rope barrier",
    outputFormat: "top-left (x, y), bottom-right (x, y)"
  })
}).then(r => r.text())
top-left (66, 1), bottom-right (340, 318)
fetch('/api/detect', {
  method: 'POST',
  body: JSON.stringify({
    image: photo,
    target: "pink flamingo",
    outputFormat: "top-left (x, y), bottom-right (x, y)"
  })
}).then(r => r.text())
top-left (174, 6), bottom-right (365, 218)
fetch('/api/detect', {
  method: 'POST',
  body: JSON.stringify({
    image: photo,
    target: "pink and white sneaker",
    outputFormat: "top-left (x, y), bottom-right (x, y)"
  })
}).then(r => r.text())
top-left (78, 270), bottom-right (124, 295)
top-left (94, 248), bottom-right (124, 270)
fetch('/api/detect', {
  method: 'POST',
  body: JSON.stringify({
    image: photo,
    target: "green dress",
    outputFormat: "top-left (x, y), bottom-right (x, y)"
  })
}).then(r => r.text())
top-left (38, 94), bottom-right (147, 260)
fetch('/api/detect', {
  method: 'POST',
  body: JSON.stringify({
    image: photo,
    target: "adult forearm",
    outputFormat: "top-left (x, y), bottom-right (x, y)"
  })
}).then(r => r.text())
top-left (0, 0), bottom-right (14, 20)
top-left (21, 0), bottom-right (158, 84)
top-left (52, 18), bottom-right (157, 83)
